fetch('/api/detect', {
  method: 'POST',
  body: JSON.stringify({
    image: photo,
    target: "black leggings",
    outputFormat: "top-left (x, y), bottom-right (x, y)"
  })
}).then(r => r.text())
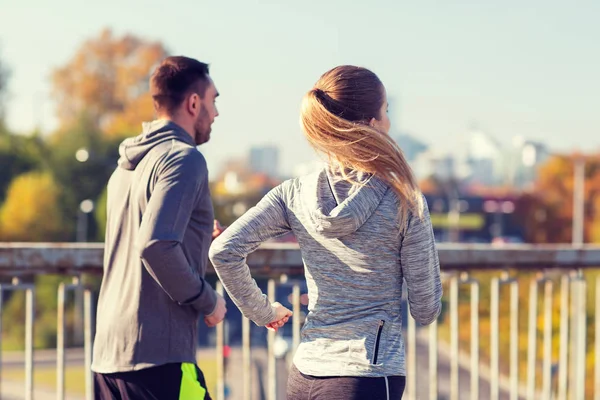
top-left (287, 364), bottom-right (405, 400)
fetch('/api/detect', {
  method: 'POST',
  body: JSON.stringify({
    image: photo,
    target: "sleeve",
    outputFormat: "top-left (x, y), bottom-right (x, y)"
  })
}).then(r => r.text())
top-left (400, 197), bottom-right (443, 325)
top-left (209, 184), bottom-right (292, 326)
top-left (136, 152), bottom-right (217, 316)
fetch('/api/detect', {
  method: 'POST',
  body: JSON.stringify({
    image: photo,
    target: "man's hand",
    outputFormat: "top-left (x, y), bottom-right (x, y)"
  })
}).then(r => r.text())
top-left (212, 220), bottom-right (225, 240)
top-left (265, 302), bottom-right (293, 332)
top-left (204, 293), bottom-right (227, 327)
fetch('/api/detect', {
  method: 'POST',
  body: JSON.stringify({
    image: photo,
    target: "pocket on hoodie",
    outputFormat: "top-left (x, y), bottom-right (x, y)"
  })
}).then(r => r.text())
top-left (370, 319), bottom-right (386, 366)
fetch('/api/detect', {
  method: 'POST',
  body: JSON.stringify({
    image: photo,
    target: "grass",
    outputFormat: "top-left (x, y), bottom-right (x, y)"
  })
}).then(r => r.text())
top-left (2, 359), bottom-right (218, 396)
top-left (3, 366), bottom-right (87, 394)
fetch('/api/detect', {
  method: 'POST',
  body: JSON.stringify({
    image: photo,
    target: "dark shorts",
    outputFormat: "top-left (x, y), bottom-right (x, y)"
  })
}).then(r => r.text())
top-left (94, 363), bottom-right (211, 400)
top-left (287, 364), bottom-right (405, 400)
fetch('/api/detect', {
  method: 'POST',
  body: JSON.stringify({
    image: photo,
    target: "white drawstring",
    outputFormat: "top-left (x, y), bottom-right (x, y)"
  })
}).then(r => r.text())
top-left (384, 376), bottom-right (390, 400)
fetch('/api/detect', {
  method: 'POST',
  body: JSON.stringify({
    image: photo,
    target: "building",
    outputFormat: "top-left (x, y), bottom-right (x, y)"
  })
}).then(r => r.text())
top-left (394, 133), bottom-right (429, 162)
top-left (249, 145), bottom-right (280, 178)
top-left (508, 137), bottom-right (550, 189)
top-left (412, 149), bottom-right (457, 181)
top-left (465, 129), bottom-right (506, 186)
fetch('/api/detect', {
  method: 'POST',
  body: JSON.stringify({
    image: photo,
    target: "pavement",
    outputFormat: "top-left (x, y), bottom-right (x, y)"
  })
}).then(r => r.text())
top-left (1, 335), bottom-right (533, 400)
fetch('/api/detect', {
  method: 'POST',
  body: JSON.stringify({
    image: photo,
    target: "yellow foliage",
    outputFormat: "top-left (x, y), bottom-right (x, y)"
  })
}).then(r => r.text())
top-left (531, 153), bottom-right (600, 243)
top-left (0, 172), bottom-right (64, 241)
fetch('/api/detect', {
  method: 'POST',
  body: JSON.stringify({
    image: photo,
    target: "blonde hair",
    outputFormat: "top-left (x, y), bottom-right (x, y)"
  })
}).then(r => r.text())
top-left (300, 65), bottom-right (423, 228)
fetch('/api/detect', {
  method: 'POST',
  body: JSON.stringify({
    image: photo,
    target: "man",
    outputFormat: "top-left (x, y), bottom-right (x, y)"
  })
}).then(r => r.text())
top-left (92, 56), bottom-right (226, 399)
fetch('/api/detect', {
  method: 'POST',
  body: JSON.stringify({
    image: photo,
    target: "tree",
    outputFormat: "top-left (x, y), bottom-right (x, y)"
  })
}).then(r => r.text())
top-left (51, 28), bottom-right (168, 137)
top-left (517, 153), bottom-right (600, 243)
top-left (46, 114), bottom-right (119, 241)
top-left (95, 187), bottom-right (108, 241)
top-left (0, 171), bottom-right (65, 241)
top-left (0, 51), bottom-right (9, 122)
top-left (0, 129), bottom-right (47, 202)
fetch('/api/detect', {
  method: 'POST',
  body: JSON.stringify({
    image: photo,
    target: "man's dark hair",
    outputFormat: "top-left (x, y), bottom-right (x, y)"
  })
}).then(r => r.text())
top-left (150, 56), bottom-right (210, 115)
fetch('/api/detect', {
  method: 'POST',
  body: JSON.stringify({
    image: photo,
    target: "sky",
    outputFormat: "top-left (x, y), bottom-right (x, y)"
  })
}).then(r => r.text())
top-left (1, 0), bottom-right (599, 175)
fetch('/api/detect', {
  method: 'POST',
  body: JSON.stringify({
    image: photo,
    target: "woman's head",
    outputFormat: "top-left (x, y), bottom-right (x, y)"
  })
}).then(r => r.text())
top-left (308, 66), bottom-right (390, 134)
top-left (301, 65), bottom-right (423, 226)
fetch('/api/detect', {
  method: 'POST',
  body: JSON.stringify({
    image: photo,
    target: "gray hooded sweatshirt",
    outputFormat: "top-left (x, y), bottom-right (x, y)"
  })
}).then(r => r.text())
top-left (209, 168), bottom-right (442, 377)
top-left (92, 120), bottom-right (217, 373)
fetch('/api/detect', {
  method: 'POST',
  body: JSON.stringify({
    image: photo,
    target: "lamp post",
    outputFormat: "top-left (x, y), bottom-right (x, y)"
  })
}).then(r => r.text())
top-left (76, 199), bottom-right (94, 243)
top-left (572, 157), bottom-right (585, 246)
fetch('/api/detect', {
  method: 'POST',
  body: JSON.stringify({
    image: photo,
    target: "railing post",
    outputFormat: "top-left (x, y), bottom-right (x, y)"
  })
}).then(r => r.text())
top-left (267, 279), bottom-right (277, 400)
top-left (470, 278), bottom-right (480, 400)
top-left (509, 274), bottom-right (519, 400)
top-left (25, 283), bottom-right (34, 400)
top-left (57, 276), bottom-right (90, 400)
top-left (449, 272), bottom-right (480, 400)
top-left (241, 312), bottom-right (251, 400)
top-left (407, 301), bottom-right (416, 400)
top-left (490, 276), bottom-right (500, 400)
top-left (596, 274), bottom-right (600, 400)
top-left (0, 285), bottom-right (3, 396)
top-left (458, 272), bottom-right (481, 400)
top-left (526, 274), bottom-right (540, 400)
top-left (491, 271), bottom-right (519, 400)
top-left (525, 272), bottom-right (555, 400)
top-left (575, 272), bottom-right (587, 400)
top-left (0, 278), bottom-right (36, 400)
top-left (292, 283), bottom-right (301, 354)
top-left (429, 316), bottom-right (438, 400)
top-left (57, 282), bottom-right (66, 400)
top-left (568, 270), bottom-right (587, 400)
top-left (558, 274), bottom-right (570, 400)
top-left (215, 282), bottom-right (225, 400)
top-left (450, 275), bottom-right (459, 400)
top-left (542, 279), bottom-right (553, 400)
top-left (84, 288), bottom-right (94, 400)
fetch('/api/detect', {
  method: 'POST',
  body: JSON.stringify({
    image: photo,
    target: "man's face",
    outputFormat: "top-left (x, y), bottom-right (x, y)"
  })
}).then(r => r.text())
top-left (193, 77), bottom-right (219, 145)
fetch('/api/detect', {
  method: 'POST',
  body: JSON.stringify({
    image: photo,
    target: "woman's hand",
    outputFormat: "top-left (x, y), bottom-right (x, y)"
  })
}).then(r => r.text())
top-left (265, 302), bottom-right (293, 332)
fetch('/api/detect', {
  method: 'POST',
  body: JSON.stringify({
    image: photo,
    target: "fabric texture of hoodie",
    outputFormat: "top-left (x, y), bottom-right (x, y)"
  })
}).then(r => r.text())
top-left (92, 120), bottom-right (217, 373)
top-left (209, 167), bottom-right (442, 377)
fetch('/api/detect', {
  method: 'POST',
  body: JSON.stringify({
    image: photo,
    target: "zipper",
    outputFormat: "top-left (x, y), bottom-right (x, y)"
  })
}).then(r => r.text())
top-left (372, 320), bottom-right (385, 364)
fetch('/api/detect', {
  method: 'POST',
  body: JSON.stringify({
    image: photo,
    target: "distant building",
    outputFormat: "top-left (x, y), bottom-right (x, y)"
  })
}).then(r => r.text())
top-left (509, 137), bottom-right (550, 189)
top-left (465, 129), bottom-right (505, 186)
top-left (394, 133), bottom-right (428, 162)
top-left (249, 145), bottom-right (280, 178)
top-left (460, 130), bottom-right (549, 189)
top-left (412, 150), bottom-right (456, 181)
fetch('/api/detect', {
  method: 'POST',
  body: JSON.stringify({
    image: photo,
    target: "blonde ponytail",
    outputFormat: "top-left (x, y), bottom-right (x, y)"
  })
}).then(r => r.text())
top-left (300, 66), bottom-right (423, 228)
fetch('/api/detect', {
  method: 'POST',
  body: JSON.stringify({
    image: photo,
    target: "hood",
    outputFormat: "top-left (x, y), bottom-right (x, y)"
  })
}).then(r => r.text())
top-left (117, 120), bottom-right (196, 170)
top-left (305, 167), bottom-right (389, 239)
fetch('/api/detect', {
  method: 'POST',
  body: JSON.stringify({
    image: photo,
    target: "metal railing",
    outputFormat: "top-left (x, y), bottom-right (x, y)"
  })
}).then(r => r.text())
top-left (1, 243), bottom-right (600, 400)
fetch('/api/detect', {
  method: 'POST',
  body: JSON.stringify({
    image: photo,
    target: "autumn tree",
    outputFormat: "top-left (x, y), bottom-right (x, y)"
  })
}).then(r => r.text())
top-left (516, 153), bottom-right (600, 243)
top-left (51, 28), bottom-right (168, 137)
top-left (0, 171), bottom-right (65, 241)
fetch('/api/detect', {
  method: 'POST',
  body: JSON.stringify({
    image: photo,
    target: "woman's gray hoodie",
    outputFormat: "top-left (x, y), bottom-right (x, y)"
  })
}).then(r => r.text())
top-left (209, 168), bottom-right (442, 377)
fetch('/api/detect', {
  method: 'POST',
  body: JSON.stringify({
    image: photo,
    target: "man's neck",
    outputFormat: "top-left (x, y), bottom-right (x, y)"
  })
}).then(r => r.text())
top-left (156, 116), bottom-right (194, 141)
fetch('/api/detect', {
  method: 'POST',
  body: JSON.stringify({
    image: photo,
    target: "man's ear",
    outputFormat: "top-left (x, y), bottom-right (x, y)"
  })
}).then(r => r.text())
top-left (187, 93), bottom-right (199, 116)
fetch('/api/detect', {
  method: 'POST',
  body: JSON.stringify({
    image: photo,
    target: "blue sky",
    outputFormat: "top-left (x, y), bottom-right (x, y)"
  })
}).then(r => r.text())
top-left (1, 0), bottom-right (598, 175)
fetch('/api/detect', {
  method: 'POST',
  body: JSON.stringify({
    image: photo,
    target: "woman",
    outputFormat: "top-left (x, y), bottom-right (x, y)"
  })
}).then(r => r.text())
top-left (209, 65), bottom-right (442, 400)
